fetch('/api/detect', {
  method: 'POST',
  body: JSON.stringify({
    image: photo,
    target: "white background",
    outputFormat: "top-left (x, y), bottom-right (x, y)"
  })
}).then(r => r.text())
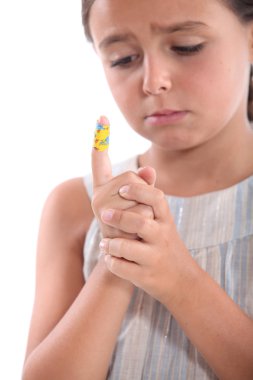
top-left (0, 1), bottom-right (149, 378)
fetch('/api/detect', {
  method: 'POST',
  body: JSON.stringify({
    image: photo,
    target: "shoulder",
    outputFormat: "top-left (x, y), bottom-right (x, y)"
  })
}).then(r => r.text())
top-left (39, 177), bottom-right (94, 252)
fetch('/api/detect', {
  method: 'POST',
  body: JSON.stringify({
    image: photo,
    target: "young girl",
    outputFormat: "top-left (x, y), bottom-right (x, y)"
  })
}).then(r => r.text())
top-left (23, 1), bottom-right (253, 379)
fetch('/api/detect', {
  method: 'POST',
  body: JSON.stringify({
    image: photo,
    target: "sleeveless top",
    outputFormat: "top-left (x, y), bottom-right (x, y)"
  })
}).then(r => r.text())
top-left (83, 156), bottom-right (253, 380)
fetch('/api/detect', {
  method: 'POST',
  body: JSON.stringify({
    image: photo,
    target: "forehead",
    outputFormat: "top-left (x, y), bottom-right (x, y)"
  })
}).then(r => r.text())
top-left (89, 0), bottom-right (230, 34)
top-left (89, 0), bottom-right (247, 51)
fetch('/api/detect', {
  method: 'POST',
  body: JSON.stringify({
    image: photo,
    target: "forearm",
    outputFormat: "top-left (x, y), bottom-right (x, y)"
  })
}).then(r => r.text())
top-left (165, 258), bottom-right (253, 380)
top-left (23, 259), bottom-right (133, 380)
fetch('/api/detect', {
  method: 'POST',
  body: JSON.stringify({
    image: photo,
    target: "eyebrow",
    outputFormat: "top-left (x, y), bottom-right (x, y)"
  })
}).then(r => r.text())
top-left (152, 20), bottom-right (208, 34)
top-left (99, 33), bottom-right (133, 49)
top-left (98, 21), bottom-right (208, 50)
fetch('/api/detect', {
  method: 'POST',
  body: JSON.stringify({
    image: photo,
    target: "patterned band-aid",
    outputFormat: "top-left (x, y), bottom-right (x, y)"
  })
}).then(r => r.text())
top-left (93, 115), bottom-right (110, 151)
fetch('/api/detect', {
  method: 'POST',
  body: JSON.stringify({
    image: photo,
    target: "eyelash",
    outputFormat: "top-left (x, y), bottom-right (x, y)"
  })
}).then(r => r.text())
top-left (172, 43), bottom-right (204, 55)
top-left (111, 55), bottom-right (138, 68)
top-left (110, 43), bottom-right (204, 68)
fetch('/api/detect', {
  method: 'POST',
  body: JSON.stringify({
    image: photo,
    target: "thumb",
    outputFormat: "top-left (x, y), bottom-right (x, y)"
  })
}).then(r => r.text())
top-left (92, 116), bottom-right (112, 189)
top-left (137, 166), bottom-right (156, 186)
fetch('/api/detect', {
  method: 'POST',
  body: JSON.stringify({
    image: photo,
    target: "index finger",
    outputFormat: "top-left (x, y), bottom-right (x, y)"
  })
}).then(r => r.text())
top-left (92, 115), bottom-right (112, 188)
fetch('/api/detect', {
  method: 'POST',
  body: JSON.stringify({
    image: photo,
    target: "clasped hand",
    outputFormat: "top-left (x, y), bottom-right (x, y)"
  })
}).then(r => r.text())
top-left (92, 148), bottom-right (190, 305)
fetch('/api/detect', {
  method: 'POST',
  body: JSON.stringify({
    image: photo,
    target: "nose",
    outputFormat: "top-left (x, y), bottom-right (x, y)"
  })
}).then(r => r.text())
top-left (142, 55), bottom-right (172, 96)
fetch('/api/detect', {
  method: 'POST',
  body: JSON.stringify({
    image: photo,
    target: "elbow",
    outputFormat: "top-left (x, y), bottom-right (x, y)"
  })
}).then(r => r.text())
top-left (22, 356), bottom-right (48, 380)
top-left (22, 363), bottom-right (31, 380)
top-left (22, 359), bottom-right (37, 380)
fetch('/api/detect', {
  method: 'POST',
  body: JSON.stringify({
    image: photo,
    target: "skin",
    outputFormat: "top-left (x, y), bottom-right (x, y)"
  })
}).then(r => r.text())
top-left (90, 0), bottom-right (253, 196)
top-left (23, 0), bottom-right (253, 379)
top-left (22, 166), bottom-right (155, 380)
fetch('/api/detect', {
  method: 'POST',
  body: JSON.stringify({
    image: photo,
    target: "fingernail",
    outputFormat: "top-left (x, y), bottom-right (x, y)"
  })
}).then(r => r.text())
top-left (119, 185), bottom-right (130, 195)
top-left (93, 115), bottom-right (110, 151)
top-left (101, 209), bottom-right (114, 222)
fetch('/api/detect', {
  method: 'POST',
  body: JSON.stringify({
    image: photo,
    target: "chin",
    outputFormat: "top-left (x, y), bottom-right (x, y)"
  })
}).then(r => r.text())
top-left (151, 134), bottom-right (197, 151)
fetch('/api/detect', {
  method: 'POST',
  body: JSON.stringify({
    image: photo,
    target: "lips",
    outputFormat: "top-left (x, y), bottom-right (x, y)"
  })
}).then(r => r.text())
top-left (148, 109), bottom-right (180, 117)
top-left (144, 109), bottom-right (188, 126)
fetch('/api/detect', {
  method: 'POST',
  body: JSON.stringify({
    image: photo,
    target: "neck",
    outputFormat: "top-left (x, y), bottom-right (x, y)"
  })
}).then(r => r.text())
top-left (139, 122), bottom-right (253, 197)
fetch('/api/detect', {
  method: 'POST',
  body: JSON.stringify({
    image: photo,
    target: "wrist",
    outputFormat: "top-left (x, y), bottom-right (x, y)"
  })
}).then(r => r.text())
top-left (161, 252), bottom-right (203, 312)
top-left (96, 256), bottom-right (134, 294)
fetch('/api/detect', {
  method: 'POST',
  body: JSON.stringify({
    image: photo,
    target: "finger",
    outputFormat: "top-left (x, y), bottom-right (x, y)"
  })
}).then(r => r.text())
top-left (104, 254), bottom-right (141, 284)
top-left (119, 184), bottom-right (169, 220)
top-left (137, 166), bottom-right (156, 186)
top-left (92, 115), bottom-right (112, 188)
top-left (130, 203), bottom-right (154, 219)
top-left (101, 208), bottom-right (158, 242)
top-left (100, 238), bottom-right (148, 265)
top-left (99, 224), bottom-right (139, 240)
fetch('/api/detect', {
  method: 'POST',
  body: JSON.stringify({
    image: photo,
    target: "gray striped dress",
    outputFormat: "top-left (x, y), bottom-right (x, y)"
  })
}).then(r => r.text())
top-left (83, 156), bottom-right (253, 380)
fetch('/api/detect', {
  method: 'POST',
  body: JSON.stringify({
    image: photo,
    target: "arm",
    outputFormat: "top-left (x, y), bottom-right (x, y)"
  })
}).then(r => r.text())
top-left (22, 178), bottom-right (133, 380)
top-left (99, 182), bottom-right (253, 380)
top-left (23, 114), bottom-right (156, 379)
top-left (23, 165), bottom-right (155, 380)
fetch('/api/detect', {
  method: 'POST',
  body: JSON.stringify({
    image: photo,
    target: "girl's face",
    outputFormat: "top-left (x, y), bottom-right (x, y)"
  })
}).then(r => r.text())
top-left (89, 0), bottom-right (253, 151)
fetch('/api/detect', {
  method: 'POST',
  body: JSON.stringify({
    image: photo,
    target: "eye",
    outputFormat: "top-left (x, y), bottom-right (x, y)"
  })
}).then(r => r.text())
top-left (110, 55), bottom-right (138, 68)
top-left (171, 43), bottom-right (204, 55)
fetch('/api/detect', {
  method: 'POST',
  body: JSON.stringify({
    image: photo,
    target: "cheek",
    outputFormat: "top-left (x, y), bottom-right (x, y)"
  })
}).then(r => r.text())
top-left (106, 72), bottom-right (140, 117)
top-left (185, 57), bottom-right (248, 119)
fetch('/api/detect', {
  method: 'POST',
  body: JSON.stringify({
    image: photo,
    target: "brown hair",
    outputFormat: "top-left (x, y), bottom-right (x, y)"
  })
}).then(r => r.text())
top-left (220, 1), bottom-right (253, 120)
top-left (81, 0), bottom-right (253, 120)
top-left (82, 0), bottom-right (95, 42)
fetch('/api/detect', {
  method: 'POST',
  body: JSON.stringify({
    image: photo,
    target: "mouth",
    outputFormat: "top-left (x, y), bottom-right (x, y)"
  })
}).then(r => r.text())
top-left (144, 109), bottom-right (189, 126)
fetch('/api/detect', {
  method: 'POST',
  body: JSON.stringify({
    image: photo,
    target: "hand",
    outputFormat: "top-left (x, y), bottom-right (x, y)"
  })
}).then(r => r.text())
top-left (92, 141), bottom-right (156, 239)
top-left (99, 182), bottom-right (193, 305)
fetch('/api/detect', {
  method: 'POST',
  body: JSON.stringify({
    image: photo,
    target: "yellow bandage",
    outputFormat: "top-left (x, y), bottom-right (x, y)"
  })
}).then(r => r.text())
top-left (93, 116), bottom-right (110, 151)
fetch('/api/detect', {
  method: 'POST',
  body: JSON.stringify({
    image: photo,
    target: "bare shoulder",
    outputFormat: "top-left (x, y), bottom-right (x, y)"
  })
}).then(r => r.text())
top-left (39, 177), bottom-right (94, 250)
top-left (24, 177), bottom-right (94, 359)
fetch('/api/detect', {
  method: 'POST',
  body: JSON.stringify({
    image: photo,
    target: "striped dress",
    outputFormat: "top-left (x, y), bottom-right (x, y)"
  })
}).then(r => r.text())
top-left (83, 156), bottom-right (253, 380)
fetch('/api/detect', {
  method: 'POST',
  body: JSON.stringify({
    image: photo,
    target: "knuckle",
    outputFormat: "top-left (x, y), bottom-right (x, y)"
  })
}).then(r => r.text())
top-left (130, 182), bottom-right (143, 193)
top-left (143, 205), bottom-right (154, 219)
top-left (120, 238), bottom-right (131, 253)
top-left (117, 238), bottom-right (125, 253)
top-left (113, 209), bottom-right (125, 229)
top-left (125, 171), bottom-right (145, 184)
top-left (154, 188), bottom-right (165, 202)
top-left (125, 171), bottom-right (138, 183)
top-left (115, 209), bottom-right (122, 223)
top-left (110, 238), bottom-right (119, 255)
top-left (135, 204), bottom-right (154, 219)
top-left (111, 240), bottom-right (126, 258)
top-left (136, 214), bottom-right (148, 232)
